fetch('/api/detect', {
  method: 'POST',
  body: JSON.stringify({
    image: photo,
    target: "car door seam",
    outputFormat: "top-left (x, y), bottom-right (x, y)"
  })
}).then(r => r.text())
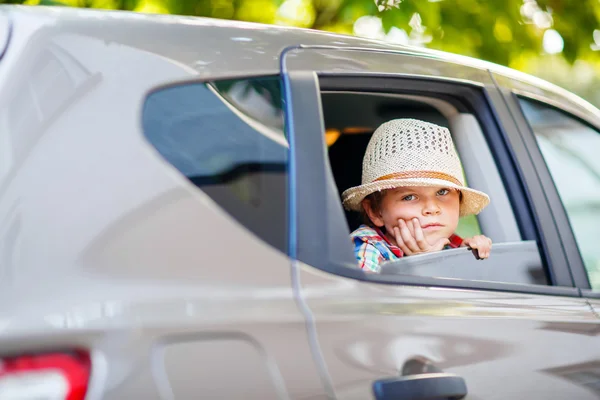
top-left (282, 44), bottom-right (337, 400)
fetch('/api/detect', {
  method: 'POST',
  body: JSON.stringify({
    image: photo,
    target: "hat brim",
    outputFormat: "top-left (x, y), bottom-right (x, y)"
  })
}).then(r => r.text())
top-left (341, 178), bottom-right (490, 217)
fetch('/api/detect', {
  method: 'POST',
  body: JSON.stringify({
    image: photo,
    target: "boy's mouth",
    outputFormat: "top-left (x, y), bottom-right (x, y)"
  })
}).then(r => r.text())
top-left (421, 222), bottom-right (444, 229)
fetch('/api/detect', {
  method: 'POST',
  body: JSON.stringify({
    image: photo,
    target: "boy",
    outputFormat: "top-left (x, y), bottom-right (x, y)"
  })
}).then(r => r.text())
top-left (342, 118), bottom-right (492, 273)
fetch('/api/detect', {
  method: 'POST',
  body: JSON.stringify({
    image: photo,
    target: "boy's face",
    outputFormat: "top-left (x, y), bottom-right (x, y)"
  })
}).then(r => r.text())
top-left (364, 186), bottom-right (461, 246)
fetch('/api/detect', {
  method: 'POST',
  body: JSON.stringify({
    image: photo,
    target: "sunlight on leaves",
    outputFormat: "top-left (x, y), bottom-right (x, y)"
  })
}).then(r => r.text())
top-left (276, 0), bottom-right (316, 28)
top-left (236, 0), bottom-right (278, 24)
top-left (133, 0), bottom-right (170, 14)
top-left (90, 0), bottom-right (120, 9)
top-left (493, 18), bottom-right (513, 43)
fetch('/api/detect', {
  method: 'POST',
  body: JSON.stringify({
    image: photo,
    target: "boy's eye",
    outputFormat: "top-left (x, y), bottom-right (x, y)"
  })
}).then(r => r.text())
top-left (437, 188), bottom-right (450, 196)
top-left (402, 194), bottom-right (416, 201)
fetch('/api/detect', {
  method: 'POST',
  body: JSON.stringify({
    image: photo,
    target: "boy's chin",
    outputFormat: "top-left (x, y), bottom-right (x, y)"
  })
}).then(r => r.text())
top-left (424, 231), bottom-right (452, 244)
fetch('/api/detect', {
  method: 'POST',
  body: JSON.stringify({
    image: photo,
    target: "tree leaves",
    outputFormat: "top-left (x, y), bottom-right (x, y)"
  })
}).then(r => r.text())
top-left (3, 0), bottom-right (599, 105)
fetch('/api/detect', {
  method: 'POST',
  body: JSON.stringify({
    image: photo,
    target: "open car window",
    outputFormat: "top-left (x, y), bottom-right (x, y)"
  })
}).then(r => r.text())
top-left (303, 77), bottom-right (558, 289)
top-left (323, 92), bottom-right (484, 239)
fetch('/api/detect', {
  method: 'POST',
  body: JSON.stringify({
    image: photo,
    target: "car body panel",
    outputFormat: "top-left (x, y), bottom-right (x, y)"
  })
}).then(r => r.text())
top-left (281, 48), bottom-right (600, 398)
top-left (298, 265), bottom-right (600, 399)
top-left (0, 9), bottom-right (10, 60)
top-left (0, 7), bottom-right (325, 399)
top-left (281, 45), bottom-right (492, 86)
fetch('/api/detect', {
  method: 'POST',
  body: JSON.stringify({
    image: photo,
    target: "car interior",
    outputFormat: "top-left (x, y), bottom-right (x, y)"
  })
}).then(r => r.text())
top-left (319, 90), bottom-right (549, 286)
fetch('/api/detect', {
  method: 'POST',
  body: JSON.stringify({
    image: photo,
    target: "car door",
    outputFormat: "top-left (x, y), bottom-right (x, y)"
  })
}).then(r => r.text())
top-left (493, 72), bottom-right (600, 362)
top-left (281, 46), bottom-right (600, 399)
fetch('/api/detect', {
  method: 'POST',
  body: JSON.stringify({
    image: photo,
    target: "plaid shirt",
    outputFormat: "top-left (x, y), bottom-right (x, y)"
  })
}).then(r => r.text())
top-left (350, 224), bottom-right (463, 273)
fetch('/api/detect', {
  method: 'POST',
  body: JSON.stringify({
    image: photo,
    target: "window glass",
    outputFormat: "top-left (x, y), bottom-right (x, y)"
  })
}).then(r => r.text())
top-left (519, 98), bottom-right (600, 288)
top-left (142, 77), bottom-right (288, 253)
top-left (211, 79), bottom-right (285, 135)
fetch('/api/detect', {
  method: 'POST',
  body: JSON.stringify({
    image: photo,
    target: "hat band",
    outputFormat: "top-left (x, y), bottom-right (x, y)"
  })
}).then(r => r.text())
top-left (374, 171), bottom-right (462, 186)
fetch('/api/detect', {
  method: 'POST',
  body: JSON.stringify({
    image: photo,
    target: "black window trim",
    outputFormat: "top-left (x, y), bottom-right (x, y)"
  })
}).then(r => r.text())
top-left (283, 70), bottom-right (580, 297)
top-left (506, 92), bottom-right (598, 291)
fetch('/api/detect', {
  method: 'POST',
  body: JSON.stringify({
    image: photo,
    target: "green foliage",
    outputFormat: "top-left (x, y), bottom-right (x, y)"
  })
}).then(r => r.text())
top-left (456, 214), bottom-right (482, 239)
top-left (3, 0), bottom-right (600, 106)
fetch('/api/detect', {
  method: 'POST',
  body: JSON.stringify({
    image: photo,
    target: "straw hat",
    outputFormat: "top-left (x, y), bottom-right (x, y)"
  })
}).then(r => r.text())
top-left (341, 119), bottom-right (490, 217)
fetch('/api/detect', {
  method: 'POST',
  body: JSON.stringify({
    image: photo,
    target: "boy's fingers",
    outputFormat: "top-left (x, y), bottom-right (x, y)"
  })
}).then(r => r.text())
top-left (465, 240), bottom-right (481, 260)
top-left (475, 239), bottom-right (488, 259)
top-left (405, 218), bottom-right (416, 237)
top-left (478, 242), bottom-right (490, 259)
top-left (482, 238), bottom-right (491, 258)
top-left (394, 227), bottom-right (412, 255)
top-left (399, 219), bottom-right (420, 252)
top-left (464, 235), bottom-right (492, 260)
top-left (412, 219), bottom-right (428, 250)
top-left (393, 226), bottom-right (408, 254)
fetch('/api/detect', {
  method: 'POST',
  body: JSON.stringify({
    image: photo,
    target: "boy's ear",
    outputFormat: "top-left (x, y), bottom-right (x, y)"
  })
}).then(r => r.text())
top-left (362, 198), bottom-right (385, 227)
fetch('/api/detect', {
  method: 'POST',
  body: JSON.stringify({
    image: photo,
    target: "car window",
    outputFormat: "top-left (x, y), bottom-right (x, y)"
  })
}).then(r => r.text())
top-left (519, 98), bottom-right (600, 289)
top-left (308, 84), bottom-right (549, 287)
top-left (142, 77), bottom-right (288, 253)
top-left (323, 93), bottom-right (482, 238)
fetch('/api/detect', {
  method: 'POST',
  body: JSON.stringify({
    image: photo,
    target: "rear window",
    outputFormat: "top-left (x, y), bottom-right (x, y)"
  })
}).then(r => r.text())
top-left (142, 77), bottom-right (288, 253)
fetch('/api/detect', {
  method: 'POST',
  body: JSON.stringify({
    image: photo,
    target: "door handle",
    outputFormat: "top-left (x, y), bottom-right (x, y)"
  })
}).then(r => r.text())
top-left (372, 373), bottom-right (467, 400)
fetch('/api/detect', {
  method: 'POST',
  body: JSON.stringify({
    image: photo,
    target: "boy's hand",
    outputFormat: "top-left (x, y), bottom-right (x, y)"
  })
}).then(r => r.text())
top-left (392, 218), bottom-right (450, 256)
top-left (461, 235), bottom-right (493, 260)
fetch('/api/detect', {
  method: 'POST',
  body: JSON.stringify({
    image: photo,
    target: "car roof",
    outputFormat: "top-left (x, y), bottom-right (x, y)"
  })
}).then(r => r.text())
top-left (0, 5), bottom-right (539, 77)
top-left (3, 5), bottom-right (599, 124)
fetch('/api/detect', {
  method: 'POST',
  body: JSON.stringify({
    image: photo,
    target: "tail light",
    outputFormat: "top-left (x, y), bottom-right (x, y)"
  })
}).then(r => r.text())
top-left (0, 350), bottom-right (91, 400)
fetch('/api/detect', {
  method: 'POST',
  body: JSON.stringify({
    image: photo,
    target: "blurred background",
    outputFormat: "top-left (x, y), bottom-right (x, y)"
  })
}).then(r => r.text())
top-left (2, 0), bottom-right (599, 108)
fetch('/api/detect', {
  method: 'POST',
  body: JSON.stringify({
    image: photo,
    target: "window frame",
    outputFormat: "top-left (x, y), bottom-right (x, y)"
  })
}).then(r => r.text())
top-left (320, 89), bottom-right (520, 242)
top-left (283, 70), bottom-right (579, 296)
top-left (508, 92), bottom-right (600, 294)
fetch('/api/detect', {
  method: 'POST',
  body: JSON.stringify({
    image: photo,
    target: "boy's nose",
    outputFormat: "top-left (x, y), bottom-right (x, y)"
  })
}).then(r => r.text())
top-left (423, 201), bottom-right (441, 215)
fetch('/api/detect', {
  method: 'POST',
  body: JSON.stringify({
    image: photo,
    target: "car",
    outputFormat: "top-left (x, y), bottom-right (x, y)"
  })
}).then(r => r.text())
top-left (0, 4), bottom-right (600, 400)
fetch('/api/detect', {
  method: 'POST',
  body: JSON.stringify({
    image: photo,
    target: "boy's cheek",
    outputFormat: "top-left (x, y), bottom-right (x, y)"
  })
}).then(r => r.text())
top-left (445, 206), bottom-right (461, 230)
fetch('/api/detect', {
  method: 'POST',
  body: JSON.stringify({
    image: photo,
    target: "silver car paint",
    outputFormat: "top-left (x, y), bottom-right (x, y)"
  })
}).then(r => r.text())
top-left (0, 5), bottom-right (598, 399)
top-left (282, 48), bottom-right (600, 398)
top-left (298, 266), bottom-right (600, 398)
top-left (0, 7), bottom-right (325, 399)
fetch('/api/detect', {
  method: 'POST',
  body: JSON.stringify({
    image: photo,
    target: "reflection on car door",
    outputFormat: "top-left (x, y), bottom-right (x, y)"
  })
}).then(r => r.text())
top-left (297, 273), bottom-right (600, 399)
